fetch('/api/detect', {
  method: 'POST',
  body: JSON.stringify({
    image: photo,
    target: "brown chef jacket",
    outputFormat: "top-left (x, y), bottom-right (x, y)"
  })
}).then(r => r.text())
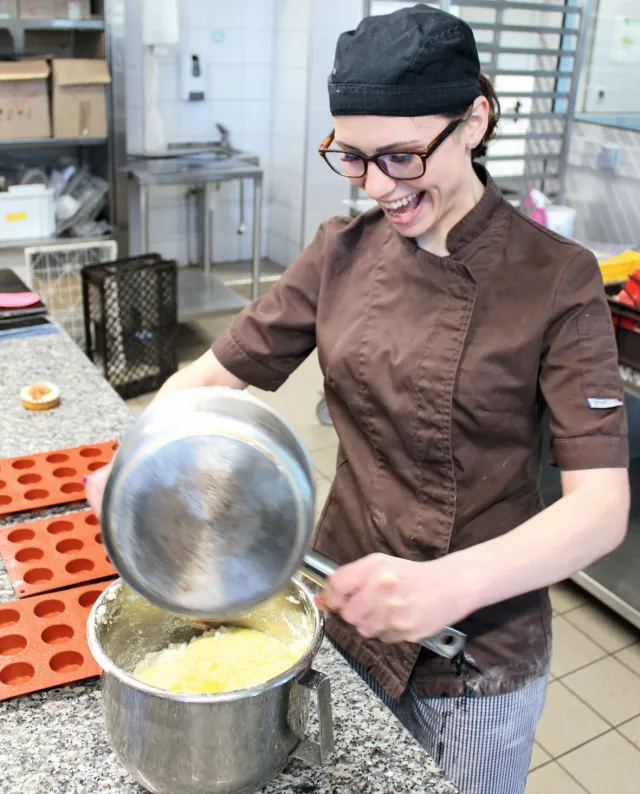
top-left (212, 167), bottom-right (628, 699)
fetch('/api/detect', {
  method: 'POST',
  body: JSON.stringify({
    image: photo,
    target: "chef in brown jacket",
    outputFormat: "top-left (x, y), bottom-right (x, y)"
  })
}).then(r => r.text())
top-left (87, 6), bottom-right (630, 793)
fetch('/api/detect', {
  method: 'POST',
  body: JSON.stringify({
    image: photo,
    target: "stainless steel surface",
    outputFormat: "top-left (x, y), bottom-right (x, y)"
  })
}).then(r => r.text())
top-left (237, 179), bottom-right (246, 235)
top-left (177, 267), bottom-right (248, 319)
top-left (203, 184), bottom-right (212, 275)
top-left (126, 156), bottom-right (263, 308)
top-left (105, 0), bottom-right (130, 257)
top-left (87, 578), bottom-right (332, 794)
top-left (557, 0), bottom-right (592, 205)
top-left (126, 157), bottom-right (264, 187)
top-left (102, 387), bottom-right (316, 618)
top-left (290, 669), bottom-right (334, 767)
top-left (0, 137), bottom-right (108, 150)
top-left (571, 571), bottom-right (640, 631)
top-left (251, 176), bottom-right (263, 301)
top-left (300, 550), bottom-right (467, 660)
top-left (541, 386), bottom-right (640, 630)
top-left (0, 16), bottom-right (104, 50)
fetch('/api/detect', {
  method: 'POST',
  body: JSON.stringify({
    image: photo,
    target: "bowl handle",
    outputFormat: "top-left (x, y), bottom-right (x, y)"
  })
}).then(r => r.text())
top-left (290, 669), bottom-right (334, 767)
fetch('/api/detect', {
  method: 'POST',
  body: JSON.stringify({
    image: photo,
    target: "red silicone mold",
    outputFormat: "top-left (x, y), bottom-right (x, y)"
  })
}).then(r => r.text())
top-left (0, 441), bottom-right (117, 517)
top-left (0, 509), bottom-right (117, 598)
top-left (0, 580), bottom-right (111, 701)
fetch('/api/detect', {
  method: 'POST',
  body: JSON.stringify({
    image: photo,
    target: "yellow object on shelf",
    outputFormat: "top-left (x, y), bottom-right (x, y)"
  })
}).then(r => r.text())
top-left (599, 250), bottom-right (640, 284)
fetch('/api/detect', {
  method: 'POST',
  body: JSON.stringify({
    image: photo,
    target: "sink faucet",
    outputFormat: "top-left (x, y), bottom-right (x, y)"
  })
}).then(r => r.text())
top-left (216, 123), bottom-right (231, 150)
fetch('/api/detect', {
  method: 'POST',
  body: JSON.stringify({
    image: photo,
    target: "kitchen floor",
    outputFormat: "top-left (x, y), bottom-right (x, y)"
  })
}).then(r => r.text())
top-left (127, 311), bottom-right (640, 794)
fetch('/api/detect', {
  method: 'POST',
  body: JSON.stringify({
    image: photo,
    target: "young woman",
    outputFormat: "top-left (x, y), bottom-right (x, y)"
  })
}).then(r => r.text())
top-left (87, 6), bottom-right (629, 793)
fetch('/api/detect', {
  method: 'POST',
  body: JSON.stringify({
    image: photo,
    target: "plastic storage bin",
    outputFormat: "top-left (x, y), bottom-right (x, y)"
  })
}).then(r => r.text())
top-left (0, 185), bottom-right (55, 242)
top-left (82, 254), bottom-right (178, 399)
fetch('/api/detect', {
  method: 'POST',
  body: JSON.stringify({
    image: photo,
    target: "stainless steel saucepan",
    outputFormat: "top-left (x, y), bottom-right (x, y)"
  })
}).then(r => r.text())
top-left (101, 387), bottom-right (466, 659)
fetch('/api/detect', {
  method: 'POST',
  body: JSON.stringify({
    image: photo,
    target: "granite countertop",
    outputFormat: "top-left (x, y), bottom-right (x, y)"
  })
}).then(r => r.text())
top-left (0, 329), bottom-right (459, 794)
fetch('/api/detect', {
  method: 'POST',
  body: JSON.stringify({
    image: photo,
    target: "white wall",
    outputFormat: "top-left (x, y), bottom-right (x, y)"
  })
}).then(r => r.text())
top-left (301, 0), bottom-right (362, 247)
top-left (125, 0), bottom-right (275, 266)
top-left (582, 0), bottom-right (640, 115)
top-left (268, 0), bottom-right (311, 267)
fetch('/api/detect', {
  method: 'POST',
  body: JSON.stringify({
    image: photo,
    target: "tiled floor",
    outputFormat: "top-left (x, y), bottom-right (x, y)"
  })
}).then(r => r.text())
top-left (127, 310), bottom-right (640, 794)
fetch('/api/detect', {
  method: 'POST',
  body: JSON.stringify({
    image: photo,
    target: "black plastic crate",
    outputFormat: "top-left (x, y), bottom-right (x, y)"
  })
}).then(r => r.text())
top-left (82, 254), bottom-right (178, 399)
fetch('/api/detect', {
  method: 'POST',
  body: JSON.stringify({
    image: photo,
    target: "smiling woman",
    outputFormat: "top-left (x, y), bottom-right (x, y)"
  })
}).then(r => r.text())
top-left (85, 5), bottom-right (630, 794)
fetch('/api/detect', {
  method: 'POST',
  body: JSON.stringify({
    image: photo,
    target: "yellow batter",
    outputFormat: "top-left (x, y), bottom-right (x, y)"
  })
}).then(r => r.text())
top-left (133, 626), bottom-right (301, 694)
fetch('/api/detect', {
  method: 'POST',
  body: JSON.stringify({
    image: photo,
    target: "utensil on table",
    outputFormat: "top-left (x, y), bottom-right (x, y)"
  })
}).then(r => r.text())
top-left (100, 387), bottom-right (466, 660)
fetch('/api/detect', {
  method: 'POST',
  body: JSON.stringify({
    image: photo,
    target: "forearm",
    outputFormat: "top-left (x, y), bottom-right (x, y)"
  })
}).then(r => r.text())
top-left (156, 350), bottom-right (247, 400)
top-left (451, 469), bottom-right (630, 615)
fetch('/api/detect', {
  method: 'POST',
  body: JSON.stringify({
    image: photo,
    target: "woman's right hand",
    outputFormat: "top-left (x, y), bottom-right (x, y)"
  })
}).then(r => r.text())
top-left (85, 461), bottom-right (112, 519)
top-left (83, 350), bottom-right (246, 520)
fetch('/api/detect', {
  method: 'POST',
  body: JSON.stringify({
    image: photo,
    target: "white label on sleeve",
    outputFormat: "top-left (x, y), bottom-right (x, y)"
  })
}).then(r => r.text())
top-left (586, 397), bottom-right (624, 409)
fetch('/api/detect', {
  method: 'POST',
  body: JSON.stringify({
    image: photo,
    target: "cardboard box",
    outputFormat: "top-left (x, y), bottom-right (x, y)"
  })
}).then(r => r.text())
top-left (0, 60), bottom-right (51, 141)
top-left (18, 0), bottom-right (90, 18)
top-left (51, 58), bottom-right (111, 139)
top-left (18, 0), bottom-right (57, 17)
top-left (0, 0), bottom-right (18, 19)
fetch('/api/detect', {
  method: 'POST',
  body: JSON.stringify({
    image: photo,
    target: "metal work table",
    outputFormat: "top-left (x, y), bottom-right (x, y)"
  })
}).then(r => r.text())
top-left (125, 155), bottom-right (264, 312)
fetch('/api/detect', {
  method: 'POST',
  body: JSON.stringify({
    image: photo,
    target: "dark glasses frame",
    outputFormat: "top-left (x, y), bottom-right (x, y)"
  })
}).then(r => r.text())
top-left (318, 118), bottom-right (462, 179)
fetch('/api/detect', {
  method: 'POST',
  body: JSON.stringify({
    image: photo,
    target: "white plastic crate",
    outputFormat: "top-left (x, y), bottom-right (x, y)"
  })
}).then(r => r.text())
top-left (25, 239), bottom-right (118, 346)
top-left (0, 185), bottom-right (55, 242)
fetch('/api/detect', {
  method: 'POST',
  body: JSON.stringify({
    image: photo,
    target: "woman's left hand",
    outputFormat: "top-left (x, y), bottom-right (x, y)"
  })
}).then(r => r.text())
top-left (315, 553), bottom-right (471, 644)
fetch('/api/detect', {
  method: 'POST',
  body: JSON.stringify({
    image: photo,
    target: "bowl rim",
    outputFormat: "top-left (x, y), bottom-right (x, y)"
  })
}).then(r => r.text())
top-left (86, 578), bottom-right (325, 704)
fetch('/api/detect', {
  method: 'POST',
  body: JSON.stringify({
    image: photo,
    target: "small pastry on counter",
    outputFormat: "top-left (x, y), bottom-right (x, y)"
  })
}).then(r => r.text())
top-left (20, 381), bottom-right (61, 411)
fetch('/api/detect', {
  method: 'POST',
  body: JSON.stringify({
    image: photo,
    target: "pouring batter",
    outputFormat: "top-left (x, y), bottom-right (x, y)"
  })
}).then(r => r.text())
top-left (87, 6), bottom-right (629, 793)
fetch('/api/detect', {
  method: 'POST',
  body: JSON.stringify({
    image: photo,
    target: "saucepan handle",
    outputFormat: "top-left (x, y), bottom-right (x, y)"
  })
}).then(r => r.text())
top-left (290, 669), bottom-right (334, 767)
top-left (301, 550), bottom-right (467, 661)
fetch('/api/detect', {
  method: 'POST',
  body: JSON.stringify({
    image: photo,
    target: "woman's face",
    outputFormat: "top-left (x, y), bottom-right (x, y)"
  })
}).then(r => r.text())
top-left (332, 99), bottom-right (488, 239)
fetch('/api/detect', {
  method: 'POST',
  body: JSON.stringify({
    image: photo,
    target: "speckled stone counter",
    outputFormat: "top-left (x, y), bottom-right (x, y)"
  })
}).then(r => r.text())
top-left (0, 329), bottom-right (459, 794)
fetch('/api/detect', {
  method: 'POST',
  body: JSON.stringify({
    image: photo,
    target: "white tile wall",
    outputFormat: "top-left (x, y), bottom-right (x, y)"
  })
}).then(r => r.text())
top-left (125, 0), bottom-right (275, 265)
top-left (565, 122), bottom-right (640, 245)
top-left (582, 0), bottom-right (640, 116)
top-left (124, 0), bottom-right (365, 271)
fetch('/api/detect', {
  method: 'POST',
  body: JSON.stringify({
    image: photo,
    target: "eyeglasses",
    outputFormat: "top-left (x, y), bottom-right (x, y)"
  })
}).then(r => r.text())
top-left (318, 119), bottom-right (461, 180)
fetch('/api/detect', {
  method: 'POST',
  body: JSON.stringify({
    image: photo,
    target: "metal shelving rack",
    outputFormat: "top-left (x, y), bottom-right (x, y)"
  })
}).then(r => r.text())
top-left (0, 0), bottom-right (128, 256)
top-left (358, 0), bottom-right (591, 203)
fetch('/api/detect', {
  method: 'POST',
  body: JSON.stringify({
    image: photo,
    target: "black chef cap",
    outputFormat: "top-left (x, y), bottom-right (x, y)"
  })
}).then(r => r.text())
top-left (328, 4), bottom-right (482, 117)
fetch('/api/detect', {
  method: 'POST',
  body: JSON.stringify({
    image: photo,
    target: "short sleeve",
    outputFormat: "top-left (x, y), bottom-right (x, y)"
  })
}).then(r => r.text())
top-left (211, 220), bottom-right (334, 391)
top-left (539, 248), bottom-right (629, 470)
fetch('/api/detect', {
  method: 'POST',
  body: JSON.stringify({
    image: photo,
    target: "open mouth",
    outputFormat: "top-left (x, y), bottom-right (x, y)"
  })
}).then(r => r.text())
top-left (378, 191), bottom-right (426, 224)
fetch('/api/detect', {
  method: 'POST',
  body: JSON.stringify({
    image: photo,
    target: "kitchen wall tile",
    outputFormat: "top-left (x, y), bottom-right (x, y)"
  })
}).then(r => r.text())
top-left (244, 64), bottom-right (273, 101)
top-left (242, 100), bottom-right (272, 135)
top-left (209, 28), bottom-right (246, 66)
top-left (244, 28), bottom-right (275, 65)
top-left (210, 63), bottom-right (245, 102)
top-left (275, 27), bottom-right (309, 70)
top-left (244, 0), bottom-right (276, 30)
top-left (277, 0), bottom-right (311, 32)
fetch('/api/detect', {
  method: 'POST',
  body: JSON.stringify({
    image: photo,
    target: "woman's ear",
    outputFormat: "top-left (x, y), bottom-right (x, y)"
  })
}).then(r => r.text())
top-left (463, 96), bottom-right (490, 153)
